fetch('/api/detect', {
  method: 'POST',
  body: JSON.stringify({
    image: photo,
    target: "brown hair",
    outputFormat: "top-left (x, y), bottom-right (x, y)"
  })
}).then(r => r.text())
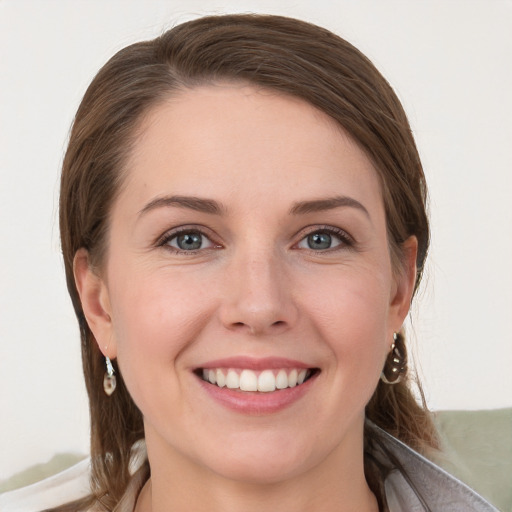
top-left (59, 13), bottom-right (437, 510)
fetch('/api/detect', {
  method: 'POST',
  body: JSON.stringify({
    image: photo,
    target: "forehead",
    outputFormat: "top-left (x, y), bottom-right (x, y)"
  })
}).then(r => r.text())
top-left (120, 84), bottom-right (383, 215)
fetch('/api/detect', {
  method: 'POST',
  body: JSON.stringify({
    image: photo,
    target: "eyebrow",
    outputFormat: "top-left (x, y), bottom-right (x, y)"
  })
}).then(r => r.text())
top-left (289, 196), bottom-right (370, 217)
top-left (138, 194), bottom-right (369, 219)
top-left (138, 195), bottom-right (225, 216)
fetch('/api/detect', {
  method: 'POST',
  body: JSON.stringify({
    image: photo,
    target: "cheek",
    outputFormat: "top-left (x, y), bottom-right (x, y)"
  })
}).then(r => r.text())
top-left (106, 265), bottom-right (215, 400)
top-left (109, 260), bottom-right (209, 340)
top-left (303, 264), bottom-right (391, 371)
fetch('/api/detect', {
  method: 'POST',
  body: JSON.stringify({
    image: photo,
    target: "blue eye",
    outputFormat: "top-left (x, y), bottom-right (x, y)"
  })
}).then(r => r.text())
top-left (166, 231), bottom-right (214, 252)
top-left (306, 232), bottom-right (333, 250)
top-left (297, 228), bottom-right (348, 251)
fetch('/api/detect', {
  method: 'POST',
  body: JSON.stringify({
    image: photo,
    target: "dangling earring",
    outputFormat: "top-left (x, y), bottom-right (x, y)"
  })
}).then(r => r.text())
top-left (380, 332), bottom-right (406, 385)
top-left (103, 356), bottom-right (117, 396)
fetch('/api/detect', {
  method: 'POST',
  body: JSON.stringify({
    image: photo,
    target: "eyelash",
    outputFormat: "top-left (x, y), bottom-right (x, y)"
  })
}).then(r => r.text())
top-left (157, 226), bottom-right (219, 254)
top-left (157, 225), bottom-right (355, 255)
top-left (295, 225), bottom-right (355, 253)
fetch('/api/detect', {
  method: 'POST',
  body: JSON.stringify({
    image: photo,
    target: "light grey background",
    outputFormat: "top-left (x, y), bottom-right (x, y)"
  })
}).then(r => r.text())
top-left (1, 0), bottom-right (511, 481)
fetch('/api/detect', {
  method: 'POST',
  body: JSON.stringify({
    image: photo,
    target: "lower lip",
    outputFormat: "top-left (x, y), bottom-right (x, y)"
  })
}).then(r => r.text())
top-left (197, 373), bottom-right (318, 415)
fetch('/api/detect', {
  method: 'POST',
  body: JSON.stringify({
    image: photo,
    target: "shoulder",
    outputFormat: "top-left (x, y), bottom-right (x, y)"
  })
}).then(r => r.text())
top-left (0, 457), bottom-right (91, 512)
top-left (367, 422), bottom-right (500, 512)
top-left (0, 442), bottom-right (148, 512)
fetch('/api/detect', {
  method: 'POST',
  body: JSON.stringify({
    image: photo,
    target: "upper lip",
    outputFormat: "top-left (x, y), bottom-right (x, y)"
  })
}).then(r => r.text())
top-left (196, 356), bottom-right (314, 371)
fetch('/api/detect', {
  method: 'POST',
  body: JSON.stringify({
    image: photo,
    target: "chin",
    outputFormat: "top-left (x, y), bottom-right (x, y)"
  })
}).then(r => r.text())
top-left (207, 452), bottom-right (313, 485)
top-left (191, 430), bottom-right (322, 485)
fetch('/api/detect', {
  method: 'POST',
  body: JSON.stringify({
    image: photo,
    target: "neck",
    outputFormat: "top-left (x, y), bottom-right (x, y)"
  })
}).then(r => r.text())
top-left (137, 473), bottom-right (378, 512)
top-left (136, 424), bottom-right (379, 512)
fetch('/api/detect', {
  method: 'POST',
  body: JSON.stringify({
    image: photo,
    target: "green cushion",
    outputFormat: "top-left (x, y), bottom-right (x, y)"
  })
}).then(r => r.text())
top-left (0, 453), bottom-right (86, 493)
top-left (434, 408), bottom-right (512, 512)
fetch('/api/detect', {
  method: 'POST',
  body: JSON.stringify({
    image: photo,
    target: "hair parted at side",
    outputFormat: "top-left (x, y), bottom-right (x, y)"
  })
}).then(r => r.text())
top-left (59, 13), bottom-right (437, 510)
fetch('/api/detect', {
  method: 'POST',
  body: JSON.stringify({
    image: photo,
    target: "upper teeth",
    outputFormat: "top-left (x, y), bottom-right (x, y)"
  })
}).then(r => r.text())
top-left (201, 368), bottom-right (309, 392)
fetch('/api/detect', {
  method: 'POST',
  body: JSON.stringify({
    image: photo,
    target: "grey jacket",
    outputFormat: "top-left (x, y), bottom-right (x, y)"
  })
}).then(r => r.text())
top-left (369, 423), bottom-right (499, 511)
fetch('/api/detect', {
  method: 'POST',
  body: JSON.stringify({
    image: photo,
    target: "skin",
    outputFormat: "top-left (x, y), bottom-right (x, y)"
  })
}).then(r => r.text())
top-left (74, 84), bottom-right (417, 512)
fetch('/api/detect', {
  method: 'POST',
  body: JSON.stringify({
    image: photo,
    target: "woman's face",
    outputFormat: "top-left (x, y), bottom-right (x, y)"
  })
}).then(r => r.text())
top-left (77, 84), bottom-right (416, 484)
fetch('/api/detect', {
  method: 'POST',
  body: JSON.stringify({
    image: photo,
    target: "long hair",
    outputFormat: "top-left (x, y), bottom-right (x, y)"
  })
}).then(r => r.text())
top-left (59, 14), bottom-right (437, 509)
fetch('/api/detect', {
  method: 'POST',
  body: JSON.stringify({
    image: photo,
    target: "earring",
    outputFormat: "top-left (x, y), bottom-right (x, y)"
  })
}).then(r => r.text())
top-left (103, 356), bottom-right (117, 396)
top-left (380, 332), bottom-right (406, 385)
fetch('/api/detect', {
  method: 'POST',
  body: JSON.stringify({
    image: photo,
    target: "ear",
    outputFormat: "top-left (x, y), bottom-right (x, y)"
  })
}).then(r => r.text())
top-left (389, 236), bottom-right (418, 329)
top-left (73, 248), bottom-right (117, 359)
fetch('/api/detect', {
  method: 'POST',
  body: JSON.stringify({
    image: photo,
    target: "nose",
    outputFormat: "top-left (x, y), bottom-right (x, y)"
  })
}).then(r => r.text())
top-left (219, 248), bottom-right (298, 336)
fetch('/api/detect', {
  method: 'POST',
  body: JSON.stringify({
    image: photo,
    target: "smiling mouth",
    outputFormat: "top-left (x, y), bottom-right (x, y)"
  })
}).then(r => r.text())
top-left (196, 367), bottom-right (319, 392)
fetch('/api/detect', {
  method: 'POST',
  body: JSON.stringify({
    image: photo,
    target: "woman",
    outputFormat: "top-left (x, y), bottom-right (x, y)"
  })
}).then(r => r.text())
top-left (8, 13), bottom-right (497, 512)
